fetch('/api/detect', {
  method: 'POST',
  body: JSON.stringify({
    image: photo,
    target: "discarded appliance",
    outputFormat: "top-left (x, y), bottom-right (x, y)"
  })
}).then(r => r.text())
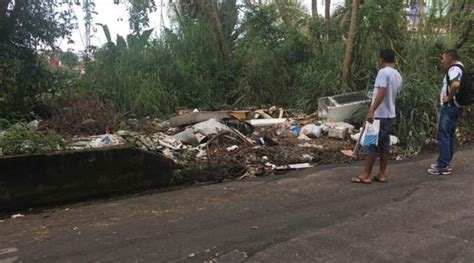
top-left (318, 91), bottom-right (370, 122)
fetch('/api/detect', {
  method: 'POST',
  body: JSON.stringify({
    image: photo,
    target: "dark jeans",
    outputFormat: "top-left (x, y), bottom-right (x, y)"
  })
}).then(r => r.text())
top-left (437, 105), bottom-right (463, 168)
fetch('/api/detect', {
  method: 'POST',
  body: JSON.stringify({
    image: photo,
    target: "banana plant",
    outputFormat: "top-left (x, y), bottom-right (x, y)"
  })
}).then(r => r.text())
top-left (96, 23), bottom-right (154, 50)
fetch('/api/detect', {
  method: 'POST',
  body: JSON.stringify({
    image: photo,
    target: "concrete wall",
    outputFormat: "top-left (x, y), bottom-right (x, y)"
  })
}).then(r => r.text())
top-left (0, 146), bottom-right (176, 211)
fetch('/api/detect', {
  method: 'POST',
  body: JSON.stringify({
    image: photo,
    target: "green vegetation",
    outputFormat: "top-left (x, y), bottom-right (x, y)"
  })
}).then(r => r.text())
top-left (1, 0), bottom-right (472, 156)
top-left (0, 124), bottom-right (68, 155)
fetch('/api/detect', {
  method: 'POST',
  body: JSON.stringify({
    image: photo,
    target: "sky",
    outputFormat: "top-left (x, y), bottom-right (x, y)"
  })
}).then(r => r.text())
top-left (59, 0), bottom-right (345, 53)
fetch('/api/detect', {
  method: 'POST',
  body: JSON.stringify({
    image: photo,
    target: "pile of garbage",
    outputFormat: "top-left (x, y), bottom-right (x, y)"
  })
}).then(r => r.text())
top-left (0, 94), bottom-right (405, 184)
top-left (61, 105), bottom-right (400, 182)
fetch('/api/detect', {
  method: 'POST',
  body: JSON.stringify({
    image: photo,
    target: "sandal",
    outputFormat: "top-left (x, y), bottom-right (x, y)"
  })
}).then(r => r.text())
top-left (351, 176), bottom-right (372, 184)
top-left (372, 176), bottom-right (387, 183)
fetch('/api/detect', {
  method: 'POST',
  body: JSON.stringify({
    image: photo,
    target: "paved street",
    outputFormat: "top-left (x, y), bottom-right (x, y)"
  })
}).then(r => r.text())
top-left (1, 147), bottom-right (474, 262)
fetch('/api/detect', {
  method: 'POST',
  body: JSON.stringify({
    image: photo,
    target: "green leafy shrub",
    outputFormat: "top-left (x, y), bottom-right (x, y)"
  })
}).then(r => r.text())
top-left (0, 124), bottom-right (68, 155)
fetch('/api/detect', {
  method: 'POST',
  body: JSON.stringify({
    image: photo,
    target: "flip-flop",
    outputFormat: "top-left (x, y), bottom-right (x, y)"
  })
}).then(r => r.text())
top-left (351, 176), bottom-right (372, 184)
top-left (372, 176), bottom-right (387, 183)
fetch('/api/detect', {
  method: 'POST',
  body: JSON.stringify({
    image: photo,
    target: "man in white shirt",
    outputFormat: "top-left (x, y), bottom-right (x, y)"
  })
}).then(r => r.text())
top-left (428, 49), bottom-right (464, 175)
top-left (352, 49), bottom-right (402, 184)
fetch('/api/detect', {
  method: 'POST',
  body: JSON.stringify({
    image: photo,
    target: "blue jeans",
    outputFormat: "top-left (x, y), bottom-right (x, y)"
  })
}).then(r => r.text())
top-left (437, 105), bottom-right (463, 168)
top-left (362, 118), bottom-right (396, 157)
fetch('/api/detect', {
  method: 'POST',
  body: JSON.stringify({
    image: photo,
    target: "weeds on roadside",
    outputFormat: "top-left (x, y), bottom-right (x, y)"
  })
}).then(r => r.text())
top-left (0, 123), bottom-right (68, 155)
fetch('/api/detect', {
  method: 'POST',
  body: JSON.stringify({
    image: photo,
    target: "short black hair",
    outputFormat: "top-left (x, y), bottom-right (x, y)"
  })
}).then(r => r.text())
top-left (443, 49), bottom-right (458, 60)
top-left (379, 48), bottom-right (395, 63)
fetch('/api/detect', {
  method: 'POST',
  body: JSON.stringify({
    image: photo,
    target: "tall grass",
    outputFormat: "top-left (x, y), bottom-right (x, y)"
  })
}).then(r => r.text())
top-left (395, 36), bottom-right (448, 156)
top-left (292, 41), bottom-right (345, 112)
top-left (78, 3), bottom-right (471, 156)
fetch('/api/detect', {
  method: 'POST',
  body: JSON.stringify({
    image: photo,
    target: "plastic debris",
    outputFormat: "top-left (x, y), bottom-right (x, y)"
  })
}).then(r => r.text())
top-left (275, 163), bottom-right (314, 170)
top-left (27, 120), bottom-right (40, 129)
top-left (297, 143), bottom-right (323, 149)
top-left (247, 118), bottom-right (287, 127)
top-left (226, 145), bottom-right (239, 152)
top-left (300, 124), bottom-right (322, 138)
top-left (297, 134), bottom-right (311, 141)
top-left (328, 127), bottom-right (348, 139)
top-left (11, 213), bottom-right (25, 219)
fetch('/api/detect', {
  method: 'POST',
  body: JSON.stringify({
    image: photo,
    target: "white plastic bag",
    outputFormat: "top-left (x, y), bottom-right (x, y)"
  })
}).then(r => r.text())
top-left (300, 124), bottom-right (322, 138)
top-left (361, 120), bottom-right (380, 146)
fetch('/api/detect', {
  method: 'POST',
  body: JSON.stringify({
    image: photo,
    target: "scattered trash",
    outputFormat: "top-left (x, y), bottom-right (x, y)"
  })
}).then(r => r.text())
top-left (275, 163), bottom-right (314, 170)
top-left (390, 135), bottom-right (399, 145)
top-left (254, 109), bottom-right (273, 119)
top-left (70, 134), bottom-right (124, 149)
top-left (226, 145), bottom-right (239, 152)
top-left (11, 213), bottom-right (25, 219)
top-left (250, 226), bottom-right (259, 230)
top-left (162, 148), bottom-right (177, 160)
top-left (301, 154), bottom-right (313, 162)
top-left (168, 111), bottom-right (231, 127)
top-left (158, 135), bottom-right (186, 150)
top-left (116, 130), bottom-right (133, 136)
top-left (297, 143), bottom-right (323, 149)
top-left (300, 124), bottom-right (322, 138)
top-left (257, 136), bottom-right (278, 146)
top-left (173, 128), bottom-right (200, 145)
top-left (297, 134), bottom-right (311, 141)
top-left (265, 162), bottom-right (276, 169)
top-left (90, 134), bottom-right (120, 147)
top-left (290, 126), bottom-right (301, 135)
top-left (228, 111), bottom-right (251, 121)
top-left (193, 118), bottom-right (231, 136)
top-left (222, 119), bottom-right (254, 135)
top-left (328, 127), bottom-right (348, 139)
top-left (14, 105), bottom-right (404, 184)
top-left (323, 122), bottom-right (355, 134)
top-left (73, 227), bottom-right (79, 231)
top-left (247, 118), bottom-right (287, 127)
top-left (27, 120), bottom-right (40, 129)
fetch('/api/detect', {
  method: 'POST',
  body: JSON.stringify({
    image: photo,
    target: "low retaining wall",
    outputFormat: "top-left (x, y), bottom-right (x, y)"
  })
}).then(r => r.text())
top-left (0, 146), bottom-right (176, 211)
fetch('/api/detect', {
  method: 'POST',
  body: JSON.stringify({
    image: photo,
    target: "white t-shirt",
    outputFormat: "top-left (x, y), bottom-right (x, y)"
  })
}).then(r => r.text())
top-left (372, 66), bottom-right (403, 118)
top-left (440, 62), bottom-right (464, 107)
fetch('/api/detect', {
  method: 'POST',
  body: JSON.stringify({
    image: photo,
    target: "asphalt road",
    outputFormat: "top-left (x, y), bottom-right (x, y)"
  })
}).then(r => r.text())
top-left (1, 147), bottom-right (474, 262)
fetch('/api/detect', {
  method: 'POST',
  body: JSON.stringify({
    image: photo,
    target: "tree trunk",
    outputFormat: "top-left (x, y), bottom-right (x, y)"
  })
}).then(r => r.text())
top-left (275, 0), bottom-right (292, 28)
top-left (205, 0), bottom-right (229, 58)
top-left (418, 0), bottom-right (424, 32)
top-left (325, 0), bottom-right (331, 36)
top-left (219, 0), bottom-right (237, 42)
top-left (342, 0), bottom-right (360, 87)
top-left (311, 0), bottom-right (318, 17)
